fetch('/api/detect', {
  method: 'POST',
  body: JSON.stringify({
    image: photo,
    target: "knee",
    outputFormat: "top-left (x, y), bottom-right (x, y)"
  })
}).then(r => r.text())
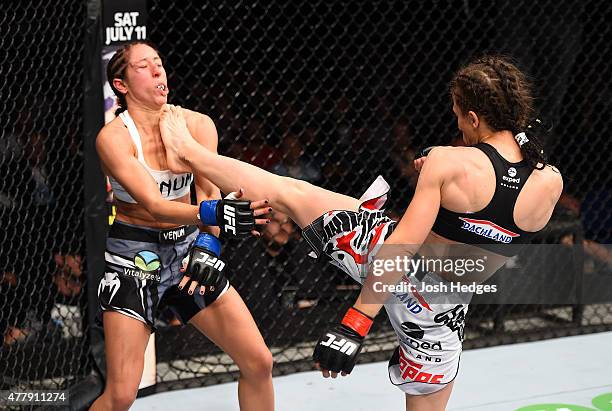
top-left (239, 347), bottom-right (274, 380)
top-left (105, 384), bottom-right (138, 411)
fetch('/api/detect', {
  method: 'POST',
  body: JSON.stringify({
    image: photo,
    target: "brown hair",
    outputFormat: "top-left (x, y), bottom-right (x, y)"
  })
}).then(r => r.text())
top-left (450, 55), bottom-right (547, 169)
top-left (106, 41), bottom-right (160, 115)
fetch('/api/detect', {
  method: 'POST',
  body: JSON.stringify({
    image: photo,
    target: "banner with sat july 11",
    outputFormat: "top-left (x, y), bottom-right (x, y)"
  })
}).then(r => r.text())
top-left (101, 0), bottom-right (148, 125)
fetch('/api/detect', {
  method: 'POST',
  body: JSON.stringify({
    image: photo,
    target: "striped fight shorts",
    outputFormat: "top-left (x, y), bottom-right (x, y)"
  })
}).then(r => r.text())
top-left (302, 176), bottom-right (467, 395)
top-left (98, 221), bottom-right (230, 330)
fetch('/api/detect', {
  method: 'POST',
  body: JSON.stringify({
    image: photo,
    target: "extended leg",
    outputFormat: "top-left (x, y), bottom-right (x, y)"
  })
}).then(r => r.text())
top-left (160, 105), bottom-right (360, 228)
top-left (187, 151), bottom-right (358, 227)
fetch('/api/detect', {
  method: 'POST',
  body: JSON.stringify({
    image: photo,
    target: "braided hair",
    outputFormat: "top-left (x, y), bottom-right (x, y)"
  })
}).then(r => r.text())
top-left (106, 40), bottom-right (160, 116)
top-left (450, 55), bottom-right (548, 169)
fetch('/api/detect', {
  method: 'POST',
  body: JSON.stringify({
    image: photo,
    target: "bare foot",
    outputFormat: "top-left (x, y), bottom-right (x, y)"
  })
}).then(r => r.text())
top-left (160, 104), bottom-right (194, 173)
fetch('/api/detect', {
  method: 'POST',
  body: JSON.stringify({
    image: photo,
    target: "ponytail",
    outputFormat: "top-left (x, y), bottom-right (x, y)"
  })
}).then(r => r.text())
top-left (515, 118), bottom-right (550, 170)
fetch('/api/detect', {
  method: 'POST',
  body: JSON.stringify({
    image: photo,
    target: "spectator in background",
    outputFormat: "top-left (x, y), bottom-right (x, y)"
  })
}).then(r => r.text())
top-left (386, 116), bottom-right (418, 215)
top-left (242, 118), bottom-right (281, 169)
top-left (231, 206), bottom-right (321, 317)
top-left (260, 210), bottom-right (318, 310)
top-left (314, 95), bottom-right (358, 193)
top-left (57, 125), bottom-right (84, 208)
top-left (391, 147), bottom-right (418, 193)
top-left (0, 271), bottom-right (28, 345)
top-left (24, 130), bottom-right (54, 210)
top-left (555, 192), bottom-right (612, 271)
top-left (272, 129), bottom-right (321, 183)
top-left (0, 113), bottom-right (55, 346)
top-left (50, 252), bottom-right (84, 339)
top-left (262, 211), bottom-right (297, 258)
top-left (391, 116), bottom-right (415, 154)
top-left (1, 250), bottom-right (86, 346)
top-left (1, 111), bottom-right (36, 212)
top-left (1, 108), bottom-right (35, 160)
top-left (332, 94), bottom-right (354, 146)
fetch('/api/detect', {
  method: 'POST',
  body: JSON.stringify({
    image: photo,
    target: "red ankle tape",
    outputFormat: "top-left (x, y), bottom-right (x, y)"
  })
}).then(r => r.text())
top-left (341, 307), bottom-right (373, 337)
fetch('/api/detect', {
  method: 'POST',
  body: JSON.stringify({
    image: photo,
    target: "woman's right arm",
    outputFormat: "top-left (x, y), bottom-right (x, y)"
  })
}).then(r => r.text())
top-left (96, 127), bottom-right (199, 225)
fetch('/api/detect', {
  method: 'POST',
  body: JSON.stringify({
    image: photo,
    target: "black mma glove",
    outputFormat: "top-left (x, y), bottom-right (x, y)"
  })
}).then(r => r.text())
top-left (313, 307), bottom-right (374, 374)
top-left (198, 198), bottom-right (255, 239)
top-left (183, 233), bottom-right (226, 290)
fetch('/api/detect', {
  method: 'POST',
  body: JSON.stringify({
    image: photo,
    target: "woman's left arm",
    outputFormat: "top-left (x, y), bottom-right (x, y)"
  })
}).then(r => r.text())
top-left (354, 148), bottom-right (447, 317)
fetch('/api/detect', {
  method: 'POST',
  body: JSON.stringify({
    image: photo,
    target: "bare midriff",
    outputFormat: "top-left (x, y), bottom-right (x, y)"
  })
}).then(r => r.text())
top-left (113, 193), bottom-right (193, 229)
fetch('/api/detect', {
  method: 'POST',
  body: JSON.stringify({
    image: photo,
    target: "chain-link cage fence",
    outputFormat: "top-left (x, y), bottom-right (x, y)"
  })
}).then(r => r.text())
top-left (1, 0), bottom-right (611, 406)
top-left (142, 0), bottom-right (612, 391)
top-left (0, 0), bottom-right (91, 408)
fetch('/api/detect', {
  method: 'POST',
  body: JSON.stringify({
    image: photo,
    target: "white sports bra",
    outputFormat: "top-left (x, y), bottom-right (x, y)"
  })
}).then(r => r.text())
top-left (108, 111), bottom-right (193, 204)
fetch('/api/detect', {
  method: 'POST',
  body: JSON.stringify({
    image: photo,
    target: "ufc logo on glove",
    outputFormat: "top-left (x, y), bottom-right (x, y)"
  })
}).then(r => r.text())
top-left (319, 333), bottom-right (358, 355)
top-left (198, 198), bottom-right (255, 239)
top-left (193, 251), bottom-right (226, 271)
top-left (222, 204), bottom-right (236, 235)
top-left (313, 307), bottom-right (372, 374)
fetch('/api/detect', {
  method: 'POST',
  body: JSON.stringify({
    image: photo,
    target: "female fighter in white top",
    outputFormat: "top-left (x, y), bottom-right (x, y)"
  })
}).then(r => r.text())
top-left (92, 41), bottom-right (274, 411)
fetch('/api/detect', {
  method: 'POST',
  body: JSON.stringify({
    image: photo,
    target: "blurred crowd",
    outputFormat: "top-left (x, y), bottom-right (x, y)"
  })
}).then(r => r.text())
top-left (0, 110), bottom-right (85, 347)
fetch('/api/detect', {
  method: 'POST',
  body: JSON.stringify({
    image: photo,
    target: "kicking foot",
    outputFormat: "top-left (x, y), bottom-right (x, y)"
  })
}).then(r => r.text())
top-left (160, 104), bottom-right (194, 173)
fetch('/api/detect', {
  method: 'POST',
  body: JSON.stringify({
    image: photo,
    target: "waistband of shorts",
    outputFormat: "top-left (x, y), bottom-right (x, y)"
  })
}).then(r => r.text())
top-left (301, 214), bottom-right (325, 258)
top-left (109, 221), bottom-right (198, 243)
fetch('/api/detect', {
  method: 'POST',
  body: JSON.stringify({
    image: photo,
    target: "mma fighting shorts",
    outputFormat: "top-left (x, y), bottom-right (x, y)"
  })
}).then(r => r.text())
top-left (98, 221), bottom-right (230, 330)
top-left (302, 175), bottom-right (469, 395)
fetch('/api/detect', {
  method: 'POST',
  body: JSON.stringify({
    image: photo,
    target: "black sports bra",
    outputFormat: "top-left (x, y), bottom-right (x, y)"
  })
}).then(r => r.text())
top-left (431, 143), bottom-right (538, 257)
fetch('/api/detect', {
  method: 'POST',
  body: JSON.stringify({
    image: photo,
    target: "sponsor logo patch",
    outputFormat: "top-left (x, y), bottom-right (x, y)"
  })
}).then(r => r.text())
top-left (160, 226), bottom-right (186, 242)
top-left (399, 321), bottom-right (443, 360)
top-left (98, 272), bottom-right (121, 303)
top-left (398, 347), bottom-right (445, 383)
top-left (459, 217), bottom-right (520, 243)
top-left (124, 251), bottom-right (162, 282)
top-left (434, 304), bottom-right (466, 342)
top-left (158, 173), bottom-right (192, 198)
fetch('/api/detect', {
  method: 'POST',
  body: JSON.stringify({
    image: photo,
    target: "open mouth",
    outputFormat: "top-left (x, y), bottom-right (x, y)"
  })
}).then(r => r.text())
top-left (156, 84), bottom-right (167, 92)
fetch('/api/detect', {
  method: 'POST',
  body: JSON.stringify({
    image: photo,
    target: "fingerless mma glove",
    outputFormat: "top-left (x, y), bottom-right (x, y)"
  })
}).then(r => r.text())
top-left (184, 233), bottom-right (226, 289)
top-left (313, 307), bottom-right (373, 374)
top-left (199, 198), bottom-right (255, 239)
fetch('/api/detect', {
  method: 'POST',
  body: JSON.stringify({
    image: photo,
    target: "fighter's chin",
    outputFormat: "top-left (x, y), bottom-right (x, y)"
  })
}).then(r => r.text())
top-left (153, 94), bottom-right (169, 107)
